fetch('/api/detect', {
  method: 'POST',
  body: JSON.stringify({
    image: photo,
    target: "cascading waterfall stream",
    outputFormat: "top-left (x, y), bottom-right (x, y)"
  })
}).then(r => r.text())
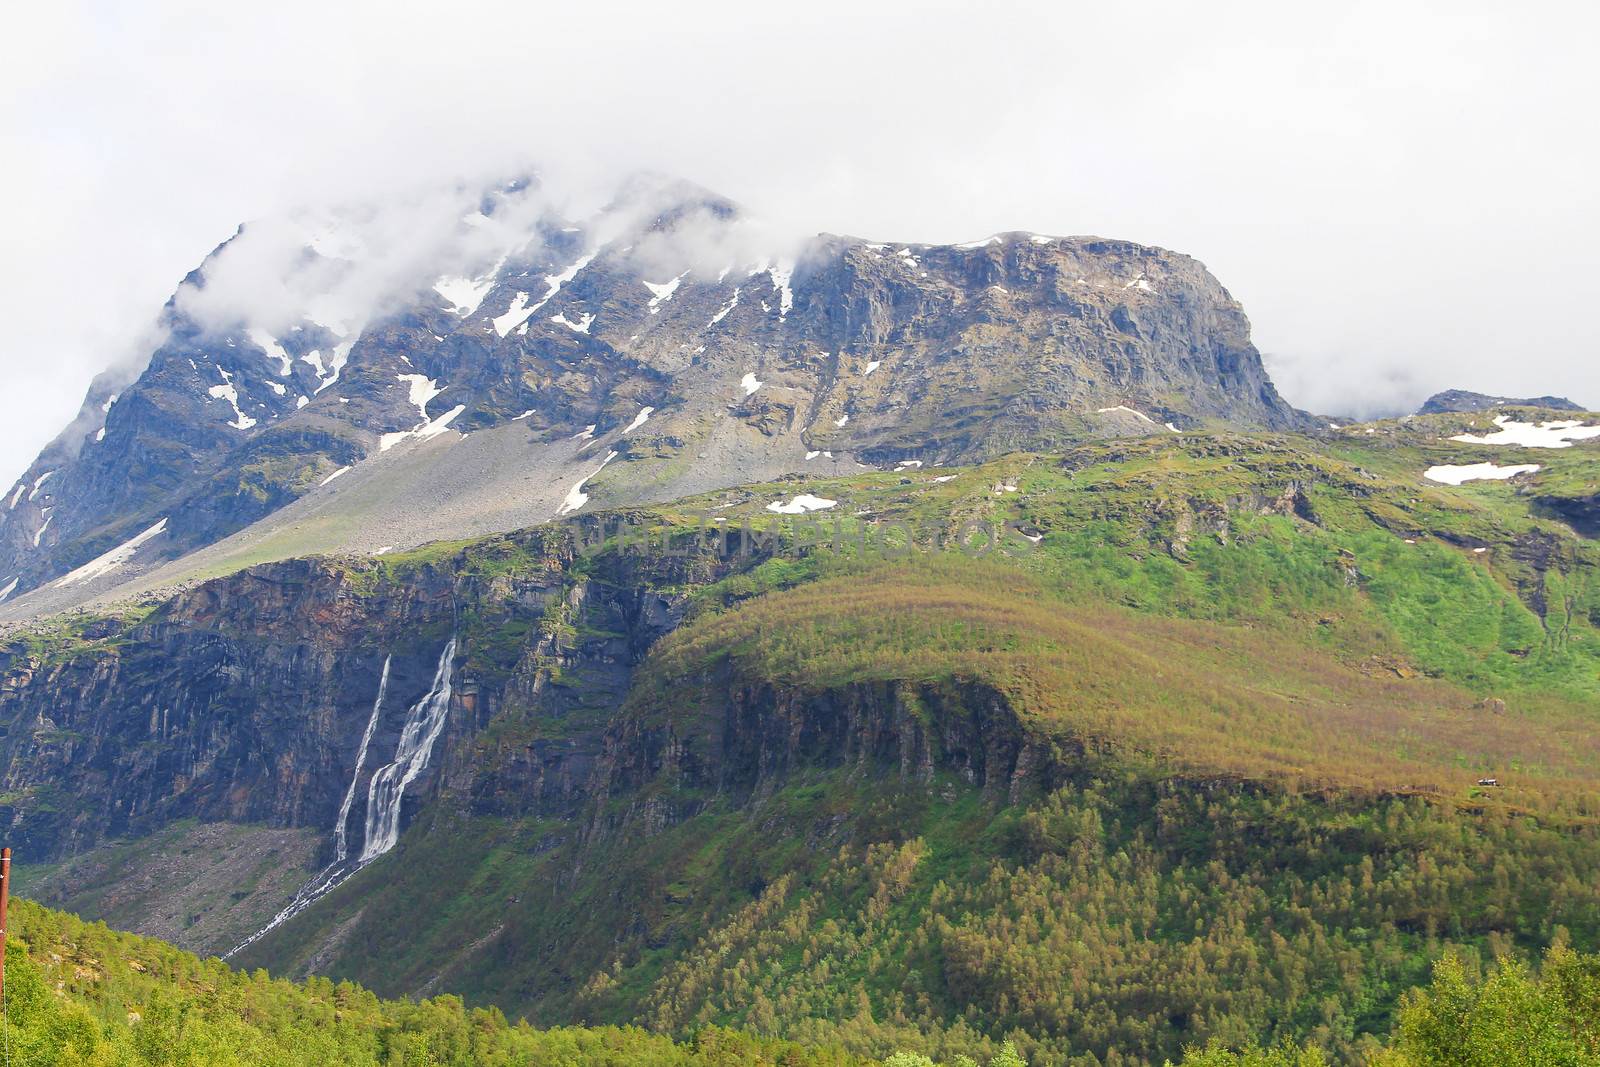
top-left (360, 638), bottom-right (457, 862)
top-left (225, 640), bottom-right (456, 958)
top-left (333, 656), bottom-right (389, 864)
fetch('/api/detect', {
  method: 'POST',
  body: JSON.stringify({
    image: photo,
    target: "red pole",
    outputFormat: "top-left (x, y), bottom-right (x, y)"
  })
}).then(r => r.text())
top-left (0, 846), bottom-right (11, 1000)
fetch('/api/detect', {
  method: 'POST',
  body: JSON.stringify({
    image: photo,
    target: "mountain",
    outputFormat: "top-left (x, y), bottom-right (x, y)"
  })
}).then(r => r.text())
top-left (4, 172), bottom-right (1599, 1063)
top-left (6, 406), bottom-right (1600, 1064)
top-left (0, 175), bottom-right (1312, 619)
top-left (1417, 388), bottom-right (1586, 415)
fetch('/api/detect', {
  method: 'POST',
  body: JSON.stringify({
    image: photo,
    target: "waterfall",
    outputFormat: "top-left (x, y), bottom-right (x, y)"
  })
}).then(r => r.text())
top-left (225, 641), bottom-right (456, 958)
top-left (359, 638), bottom-right (457, 862)
top-left (333, 655), bottom-right (389, 863)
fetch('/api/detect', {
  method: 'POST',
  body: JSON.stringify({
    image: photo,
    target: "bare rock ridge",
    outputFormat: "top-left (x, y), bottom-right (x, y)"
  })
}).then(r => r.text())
top-left (0, 175), bottom-right (1314, 612)
top-left (1417, 388), bottom-right (1586, 415)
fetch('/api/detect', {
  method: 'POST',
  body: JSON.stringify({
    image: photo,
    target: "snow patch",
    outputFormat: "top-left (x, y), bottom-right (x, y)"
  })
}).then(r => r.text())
top-left (414, 405), bottom-right (464, 443)
top-left (434, 268), bottom-right (498, 317)
top-left (492, 292), bottom-right (537, 337)
top-left (766, 494), bottom-right (838, 514)
top-left (527, 253), bottom-right (595, 316)
top-left (557, 450), bottom-right (619, 515)
top-left (1096, 405), bottom-right (1157, 425)
top-left (32, 514), bottom-right (52, 547)
top-left (53, 518), bottom-right (168, 587)
top-left (380, 376), bottom-right (461, 451)
top-left (768, 262), bottom-right (795, 320)
top-left (1424, 462), bottom-right (1542, 485)
top-left (644, 272), bottom-right (687, 313)
top-left (319, 466), bottom-right (351, 487)
top-left (863, 360), bottom-right (882, 376)
top-left (0, 578), bottom-right (15, 602)
top-left (956, 235), bottom-right (1002, 250)
top-left (1449, 415), bottom-right (1600, 449)
top-left (622, 406), bottom-right (655, 435)
top-left (208, 368), bottom-right (257, 430)
top-left (512, 409), bottom-right (536, 421)
top-left (710, 288), bottom-right (741, 325)
top-left (834, 414), bottom-right (849, 428)
top-left (248, 328), bottom-right (294, 376)
top-left (552, 311), bottom-right (595, 334)
top-left (27, 471), bottom-right (54, 501)
top-left (397, 373), bottom-right (443, 421)
top-left (741, 372), bottom-right (763, 396)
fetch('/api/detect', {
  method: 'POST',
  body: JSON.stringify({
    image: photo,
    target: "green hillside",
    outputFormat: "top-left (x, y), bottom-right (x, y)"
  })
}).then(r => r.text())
top-left (10, 417), bottom-right (1600, 1065)
top-left (6, 893), bottom-right (1600, 1065)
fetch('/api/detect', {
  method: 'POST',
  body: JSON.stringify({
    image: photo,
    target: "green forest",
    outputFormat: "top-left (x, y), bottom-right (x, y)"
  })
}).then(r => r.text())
top-left (4, 896), bottom-right (1599, 1065)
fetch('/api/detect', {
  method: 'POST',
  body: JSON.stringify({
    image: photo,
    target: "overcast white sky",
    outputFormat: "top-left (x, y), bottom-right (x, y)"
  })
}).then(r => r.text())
top-left (2, 0), bottom-right (1596, 487)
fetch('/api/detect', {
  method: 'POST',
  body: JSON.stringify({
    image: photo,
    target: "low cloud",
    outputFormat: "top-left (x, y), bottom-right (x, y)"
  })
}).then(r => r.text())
top-left (2, 0), bottom-right (1597, 486)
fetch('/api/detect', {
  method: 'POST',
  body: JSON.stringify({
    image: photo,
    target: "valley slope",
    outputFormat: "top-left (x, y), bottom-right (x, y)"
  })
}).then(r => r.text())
top-left (6, 407), bottom-right (1600, 1065)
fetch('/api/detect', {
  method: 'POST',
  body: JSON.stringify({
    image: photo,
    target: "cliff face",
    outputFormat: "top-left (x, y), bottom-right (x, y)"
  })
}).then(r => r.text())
top-left (0, 517), bottom-right (1065, 975)
top-left (0, 559), bottom-right (457, 858)
top-left (0, 179), bottom-right (1312, 612)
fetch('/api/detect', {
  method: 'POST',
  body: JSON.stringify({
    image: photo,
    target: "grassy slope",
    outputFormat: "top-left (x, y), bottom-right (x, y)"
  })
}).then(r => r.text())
top-left (16, 417), bottom-right (1600, 1064)
top-left (0, 896), bottom-right (874, 1066)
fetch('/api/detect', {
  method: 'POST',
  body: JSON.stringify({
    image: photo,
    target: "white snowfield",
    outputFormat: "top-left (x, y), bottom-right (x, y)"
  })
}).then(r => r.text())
top-left (1424, 463), bottom-right (1541, 485)
top-left (0, 578), bottom-right (17, 602)
top-left (710, 288), bottom-right (741, 326)
top-left (644, 273), bottom-right (686, 313)
top-left (1096, 405), bottom-right (1156, 424)
top-left (766, 262), bottom-right (795, 319)
top-left (766, 494), bottom-right (838, 514)
top-left (529, 253), bottom-right (596, 316)
top-left (740, 372), bottom-right (763, 396)
top-left (434, 272), bottom-right (497, 317)
top-left (552, 311), bottom-right (595, 334)
top-left (492, 292), bottom-right (538, 337)
top-left (398, 373), bottom-right (443, 420)
top-left (622, 406), bottom-right (655, 435)
top-left (1449, 416), bottom-right (1600, 449)
top-left (53, 518), bottom-right (168, 587)
top-left (208, 369), bottom-right (256, 430)
top-left (557, 450), bottom-right (619, 516)
top-left (379, 375), bottom-right (464, 452)
top-left (247, 328), bottom-right (294, 376)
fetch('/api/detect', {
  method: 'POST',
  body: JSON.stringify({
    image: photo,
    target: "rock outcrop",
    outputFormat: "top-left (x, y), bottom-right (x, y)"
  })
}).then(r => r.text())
top-left (1417, 389), bottom-right (1586, 415)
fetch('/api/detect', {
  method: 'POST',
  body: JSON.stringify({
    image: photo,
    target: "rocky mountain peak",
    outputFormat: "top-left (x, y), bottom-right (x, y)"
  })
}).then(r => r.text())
top-left (0, 175), bottom-right (1313, 616)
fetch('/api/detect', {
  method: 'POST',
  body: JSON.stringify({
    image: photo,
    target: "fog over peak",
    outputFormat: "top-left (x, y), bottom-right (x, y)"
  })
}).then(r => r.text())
top-left (2, 0), bottom-right (1596, 484)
